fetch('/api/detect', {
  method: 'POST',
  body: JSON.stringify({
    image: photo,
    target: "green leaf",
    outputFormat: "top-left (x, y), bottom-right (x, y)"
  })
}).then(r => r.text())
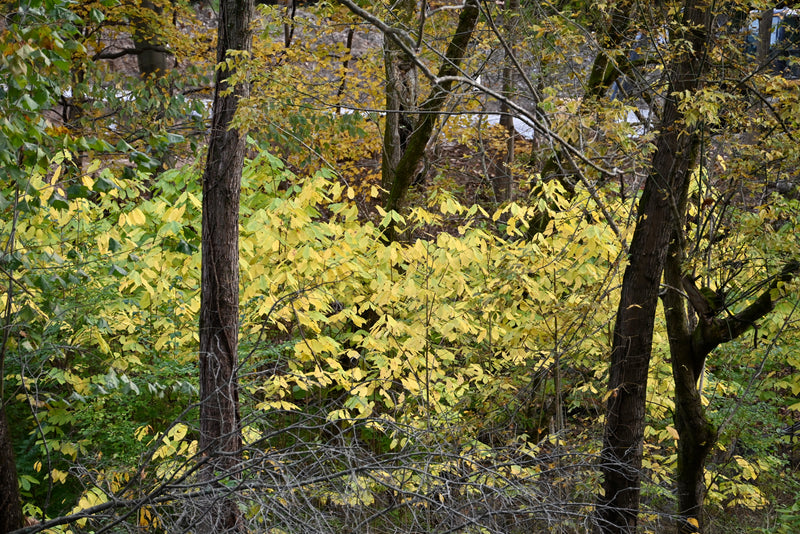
top-left (49, 192), bottom-right (69, 210)
top-left (66, 183), bottom-right (90, 199)
top-left (20, 94), bottom-right (39, 111)
top-left (93, 175), bottom-right (116, 193)
top-left (165, 133), bottom-right (185, 144)
top-left (174, 239), bottom-right (196, 255)
top-left (115, 140), bottom-right (134, 152)
top-left (88, 138), bottom-right (114, 152)
top-left (89, 7), bottom-right (105, 23)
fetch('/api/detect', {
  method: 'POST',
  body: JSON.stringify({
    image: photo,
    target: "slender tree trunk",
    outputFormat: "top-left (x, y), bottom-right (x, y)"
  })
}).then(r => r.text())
top-left (198, 0), bottom-right (253, 530)
top-left (0, 404), bottom-right (23, 534)
top-left (1, 186), bottom-right (24, 534)
top-left (382, 0), bottom-right (480, 241)
top-left (497, 0), bottom-right (519, 202)
top-left (757, 9), bottom-right (773, 67)
top-left (661, 197), bottom-right (716, 534)
top-left (381, 0), bottom-right (418, 196)
top-left (133, 0), bottom-right (170, 77)
top-left (596, 3), bottom-right (711, 533)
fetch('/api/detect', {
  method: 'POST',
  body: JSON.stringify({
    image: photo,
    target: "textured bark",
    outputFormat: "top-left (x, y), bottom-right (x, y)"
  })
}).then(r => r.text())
top-left (663, 224), bottom-right (716, 534)
top-left (383, 0), bottom-right (480, 241)
top-left (0, 404), bottom-right (23, 534)
top-left (381, 0), bottom-right (418, 197)
top-left (757, 9), bottom-right (773, 67)
top-left (133, 0), bottom-right (170, 77)
top-left (496, 0), bottom-right (520, 202)
top-left (665, 242), bottom-right (797, 532)
top-left (0, 188), bottom-right (24, 533)
top-left (596, 3), bottom-right (712, 533)
top-left (198, 0), bottom-right (253, 530)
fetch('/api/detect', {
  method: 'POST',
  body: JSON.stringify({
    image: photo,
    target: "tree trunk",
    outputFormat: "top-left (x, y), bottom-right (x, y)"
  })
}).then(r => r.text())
top-left (665, 249), bottom-right (798, 533)
top-left (0, 403), bottom-right (23, 534)
top-left (662, 217), bottom-right (716, 534)
top-left (198, 0), bottom-right (253, 530)
top-left (757, 9), bottom-right (773, 67)
top-left (381, 0), bottom-right (417, 197)
top-left (1, 187), bottom-right (24, 534)
top-left (382, 0), bottom-right (480, 241)
top-left (133, 0), bottom-right (170, 77)
top-left (596, 3), bottom-right (711, 533)
top-left (496, 0), bottom-right (519, 202)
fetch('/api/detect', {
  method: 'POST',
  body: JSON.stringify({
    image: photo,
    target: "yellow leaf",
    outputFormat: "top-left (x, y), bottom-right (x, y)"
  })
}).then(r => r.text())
top-left (666, 425), bottom-right (680, 440)
top-left (50, 468), bottom-right (68, 483)
top-left (127, 208), bottom-right (146, 226)
top-left (169, 423), bottom-right (188, 441)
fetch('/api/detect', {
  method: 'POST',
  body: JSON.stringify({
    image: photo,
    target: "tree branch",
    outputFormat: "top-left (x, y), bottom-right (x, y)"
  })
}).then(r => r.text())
top-left (693, 259), bottom-right (800, 357)
top-left (92, 45), bottom-right (172, 61)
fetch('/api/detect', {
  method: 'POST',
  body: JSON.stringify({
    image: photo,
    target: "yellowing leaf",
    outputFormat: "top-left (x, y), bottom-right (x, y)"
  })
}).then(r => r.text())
top-left (126, 208), bottom-right (146, 226)
top-left (666, 425), bottom-right (680, 440)
top-left (50, 468), bottom-right (68, 483)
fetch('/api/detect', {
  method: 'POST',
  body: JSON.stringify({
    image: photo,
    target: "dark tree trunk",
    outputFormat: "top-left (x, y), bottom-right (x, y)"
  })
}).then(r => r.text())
top-left (382, 0), bottom-right (480, 241)
top-left (496, 0), bottom-right (520, 202)
top-left (1, 188), bottom-right (24, 534)
top-left (757, 9), bottom-right (773, 67)
top-left (665, 248), bottom-right (798, 533)
top-left (596, 135), bottom-right (691, 533)
top-left (133, 0), bottom-right (170, 77)
top-left (198, 0), bottom-right (253, 530)
top-left (0, 403), bottom-right (23, 534)
top-left (662, 208), bottom-right (716, 534)
top-left (596, 3), bottom-right (711, 533)
top-left (381, 0), bottom-right (417, 197)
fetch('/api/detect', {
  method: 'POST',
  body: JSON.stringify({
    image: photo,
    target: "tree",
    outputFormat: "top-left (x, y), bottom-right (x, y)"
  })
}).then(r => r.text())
top-left (1, 280), bottom-right (23, 530)
top-left (341, 0), bottom-right (481, 241)
top-left (132, 0), bottom-right (171, 77)
top-left (596, 2), bottom-right (713, 532)
top-left (381, 0), bottom-right (418, 199)
top-left (664, 229), bottom-right (799, 532)
top-left (198, 0), bottom-right (253, 529)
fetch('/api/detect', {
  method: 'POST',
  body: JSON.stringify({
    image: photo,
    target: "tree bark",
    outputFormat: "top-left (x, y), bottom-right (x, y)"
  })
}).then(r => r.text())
top-left (0, 403), bottom-right (23, 534)
top-left (382, 0), bottom-right (480, 241)
top-left (381, 0), bottom-right (418, 197)
top-left (497, 0), bottom-right (520, 202)
top-left (665, 239), bottom-right (798, 533)
top-left (662, 224), bottom-right (716, 534)
top-left (198, 0), bottom-right (253, 530)
top-left (1, 186), bottom-right (24, 534)
top-left (133, 0), bottom-right (170, 77)
top-left (757, 9), bottom-right (773, 67)
top-left (596, 3), bottom-right (711, 533)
